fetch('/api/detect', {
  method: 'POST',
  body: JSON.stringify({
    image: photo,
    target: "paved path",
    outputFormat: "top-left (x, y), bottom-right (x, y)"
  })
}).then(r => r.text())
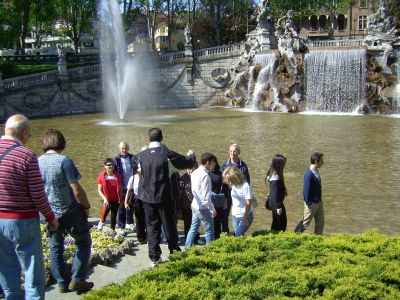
top-left (45, 219), bottom-right (170, 300)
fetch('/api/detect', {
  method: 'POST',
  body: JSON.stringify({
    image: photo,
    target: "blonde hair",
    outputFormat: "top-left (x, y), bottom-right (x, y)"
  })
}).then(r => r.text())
top-left (222, 166), bottom-right (244, 186)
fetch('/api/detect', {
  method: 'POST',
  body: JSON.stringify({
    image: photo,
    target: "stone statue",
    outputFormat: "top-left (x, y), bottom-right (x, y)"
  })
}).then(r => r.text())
top-left (365, 0), bottom-right (396, 37)
top-left (256, 0), bottom-right (272, 31)
top-left (275, 10), bottom-right (308, 75)
top-left (57, 45), bottom-right (68, 79)
top-left (57, 45), bottom-right (65, 61)
top-left (184, 24), bottom-right (192, 46)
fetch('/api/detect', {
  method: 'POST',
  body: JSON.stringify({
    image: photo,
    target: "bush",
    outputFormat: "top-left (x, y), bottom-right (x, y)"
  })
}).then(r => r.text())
top-left (0, 62), bottom-right (17, 79)
top-left (83, 231), bottom-right (400, 300)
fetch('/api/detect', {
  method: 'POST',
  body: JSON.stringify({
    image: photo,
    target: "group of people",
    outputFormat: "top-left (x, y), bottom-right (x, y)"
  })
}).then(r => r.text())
top-left (0, 114), bottom-right (325, 299)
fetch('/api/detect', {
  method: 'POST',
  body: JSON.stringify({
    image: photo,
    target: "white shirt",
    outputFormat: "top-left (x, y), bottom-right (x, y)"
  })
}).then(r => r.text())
top-left (231, 182), bottom-right (254, 218)
top-left (120, 156), bottom-right (132, 186)
top-left (190, 165), bottom-right (216, 214)
top-left (126, 175), bottom-right (140, 196)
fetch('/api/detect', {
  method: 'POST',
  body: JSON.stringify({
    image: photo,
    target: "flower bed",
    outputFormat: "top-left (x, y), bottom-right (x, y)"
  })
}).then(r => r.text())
top-left (40, 224), bottom-right (136, 284)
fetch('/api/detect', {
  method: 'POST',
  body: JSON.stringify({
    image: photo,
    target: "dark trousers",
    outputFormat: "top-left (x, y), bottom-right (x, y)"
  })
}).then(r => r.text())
top-left (143, 201), bottom-right (181, 262)
top-left (271, 204), bottom-right (287, 232)
top-left (213, 206), bottom-right (224, 239)
top-left (100, 202), bottom-right (119, 230)
top-left (221, 202), bottom-right (231, 234)
top-left (117, 190), bottom-right (134, 228)
top-left (133, 199), bottom-right (146, 242)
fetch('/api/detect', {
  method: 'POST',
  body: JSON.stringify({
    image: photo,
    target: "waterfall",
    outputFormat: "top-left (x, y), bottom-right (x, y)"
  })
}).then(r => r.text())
top-left (396, 51), bottom-right (400, 113)
top-left (250, 53), bottom-right (276, 109)
top-left (304, 48), bottom-right (367, 113)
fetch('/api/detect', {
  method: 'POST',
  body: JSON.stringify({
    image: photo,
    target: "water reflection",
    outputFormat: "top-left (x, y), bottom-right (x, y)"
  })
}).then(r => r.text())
top-left (22, 108), bottom-right (400, 235)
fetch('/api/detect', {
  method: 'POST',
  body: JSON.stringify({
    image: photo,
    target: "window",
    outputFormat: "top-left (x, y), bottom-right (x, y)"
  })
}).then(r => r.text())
top-left (358, 15), bottom-right (367, 30)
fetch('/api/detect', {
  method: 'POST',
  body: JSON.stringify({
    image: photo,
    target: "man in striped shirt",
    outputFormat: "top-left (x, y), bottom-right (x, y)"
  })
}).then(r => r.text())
top-left (0, 114), bottom-right (58, 300)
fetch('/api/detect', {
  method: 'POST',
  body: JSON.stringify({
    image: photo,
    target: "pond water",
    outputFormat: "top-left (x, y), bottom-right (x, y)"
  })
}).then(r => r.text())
top-left (24, 108), bottom-right (400, 235)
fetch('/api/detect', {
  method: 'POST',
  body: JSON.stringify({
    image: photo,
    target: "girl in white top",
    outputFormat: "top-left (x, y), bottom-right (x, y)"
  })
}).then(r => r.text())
top-left (222, 166), bottom-right (255, 236)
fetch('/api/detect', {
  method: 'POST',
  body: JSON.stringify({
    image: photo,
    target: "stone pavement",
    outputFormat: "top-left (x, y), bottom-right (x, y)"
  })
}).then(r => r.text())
top-left (45, 219), bottom-right (171, 300)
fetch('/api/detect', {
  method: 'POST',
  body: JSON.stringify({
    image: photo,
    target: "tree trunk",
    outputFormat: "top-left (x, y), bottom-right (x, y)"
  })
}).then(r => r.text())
top-left (19, 0), bottom-right (31, 55)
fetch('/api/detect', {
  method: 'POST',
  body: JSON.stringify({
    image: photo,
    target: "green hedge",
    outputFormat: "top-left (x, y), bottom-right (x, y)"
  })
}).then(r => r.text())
top-left (83, 231), bottom-right (400, 300)
top-left (0, 62), bottom-right (97, 79)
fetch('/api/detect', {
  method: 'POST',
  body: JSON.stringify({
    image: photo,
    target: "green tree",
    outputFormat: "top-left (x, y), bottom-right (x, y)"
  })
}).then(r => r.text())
top-left (30, 0), bottom-right (58, 50)
top-left (0, 1), bottom-right (20, 49)
top-left (56, 0), bottom-right (97, 54)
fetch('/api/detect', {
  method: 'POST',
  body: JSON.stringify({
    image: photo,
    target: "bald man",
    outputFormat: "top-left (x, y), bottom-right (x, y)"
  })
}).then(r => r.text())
top-left (0, 114), bottom-right (58, 300)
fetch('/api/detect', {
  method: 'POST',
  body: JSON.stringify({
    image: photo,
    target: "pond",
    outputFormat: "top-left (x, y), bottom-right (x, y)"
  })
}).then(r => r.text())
top-left (24, 108), bottom-right (400, 235)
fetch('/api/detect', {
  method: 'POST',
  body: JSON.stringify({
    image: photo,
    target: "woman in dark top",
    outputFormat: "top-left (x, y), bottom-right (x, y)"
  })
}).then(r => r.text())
top-left (209, 160), bottom-right (227, 239)
top-left (265, 154), bottom-right (287, 231)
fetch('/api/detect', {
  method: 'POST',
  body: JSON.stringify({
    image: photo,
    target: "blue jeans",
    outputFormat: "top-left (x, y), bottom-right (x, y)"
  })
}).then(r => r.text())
top-left (232, 212), bottom-right (254, 236)
top-left (49, 203), bottom-right (92, 286)
top-left (185, 208), bottom-right (214, 248)
top-left (0, 217), bottom-right (45, 300)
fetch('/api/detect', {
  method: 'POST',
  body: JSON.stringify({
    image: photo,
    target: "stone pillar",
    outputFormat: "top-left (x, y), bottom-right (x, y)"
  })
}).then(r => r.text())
top-left (185, 44), bottom-right (193, 83)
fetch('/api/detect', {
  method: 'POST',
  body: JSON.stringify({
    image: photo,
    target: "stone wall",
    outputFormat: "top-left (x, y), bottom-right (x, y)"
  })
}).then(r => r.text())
top-left (0, 50), bottom-right (241, 120)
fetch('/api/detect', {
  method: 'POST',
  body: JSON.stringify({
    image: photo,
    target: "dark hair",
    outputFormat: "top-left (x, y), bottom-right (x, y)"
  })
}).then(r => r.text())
top-left (42, 129), bottom-right (66, 152)
top-left (200, 152), bottom-right (216, 165)
top-left (310, 152), bottom-right (324, 164)
top-left (103, 158), bottom-right (114, 165)
top-left (148, 128), bottom-right (163, 142)
top-left (266, 154), bottom-right (287, 195)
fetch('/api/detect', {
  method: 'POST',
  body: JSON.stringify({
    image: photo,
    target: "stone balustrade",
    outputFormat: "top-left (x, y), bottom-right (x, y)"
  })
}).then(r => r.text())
top-left (193, 44), bottom-right (244, 58)
top-left (309, 39), bottom-right (364, 48)
top-left (0, 54), bottom-right (99, 64)
top-left (2, 64), bottom-right (101, 90)
top-left (68, 64), bottom-right (101, 79)
top-left (3, 70), bottom-right (58, 90)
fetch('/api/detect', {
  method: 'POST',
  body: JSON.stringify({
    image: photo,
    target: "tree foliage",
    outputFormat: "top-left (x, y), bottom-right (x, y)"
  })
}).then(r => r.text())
top-left (55, 0), bottom-right (97, 54)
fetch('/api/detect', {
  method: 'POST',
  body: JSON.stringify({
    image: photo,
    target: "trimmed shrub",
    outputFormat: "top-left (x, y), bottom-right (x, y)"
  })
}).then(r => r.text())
top-left (83, 231), bottom-right (400, 300)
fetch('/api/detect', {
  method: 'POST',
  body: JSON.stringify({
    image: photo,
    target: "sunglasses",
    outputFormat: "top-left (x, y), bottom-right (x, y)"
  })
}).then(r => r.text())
top-left (105, 164), bottom-right (113, 167)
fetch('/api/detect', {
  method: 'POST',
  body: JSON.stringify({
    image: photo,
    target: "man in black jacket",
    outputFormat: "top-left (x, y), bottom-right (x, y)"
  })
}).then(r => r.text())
top-left (138, 128), bottom-right (195, 267)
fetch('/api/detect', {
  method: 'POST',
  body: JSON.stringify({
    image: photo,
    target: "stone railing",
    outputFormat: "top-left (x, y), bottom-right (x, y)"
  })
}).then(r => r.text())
top-left (3, 70), bottom-right (58, 90)
top-left (68, 64), bottom-right (100, 79)
top-left (2, 64), bottom-right (101, 90)
top-left (159, 51), bottom-right (186, 63)
top-left (0, 54), bottom-right (99, 64)
top-left (309, 39), bottom-right (365, 48)
top-left (193, 44), bottom-right (244, 58)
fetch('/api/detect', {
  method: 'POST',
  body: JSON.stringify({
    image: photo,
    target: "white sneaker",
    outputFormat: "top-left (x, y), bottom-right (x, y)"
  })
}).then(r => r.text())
top-left (150, 258), bottom-right (163, 268)
top-left (126, 224), bottom-right (135, 232)
top-left (117, 228), bottom-right (126, 236)
top-left (97, 221), bottom-right (104, 230)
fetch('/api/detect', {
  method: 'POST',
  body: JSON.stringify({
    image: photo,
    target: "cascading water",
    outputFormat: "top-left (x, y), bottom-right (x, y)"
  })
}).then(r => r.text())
top-left (249, 53), bottom-right (276, 109)
top-left (396, 51), bottom-right (400, 112)
top-left (304, 48), bottom-right (367, 113)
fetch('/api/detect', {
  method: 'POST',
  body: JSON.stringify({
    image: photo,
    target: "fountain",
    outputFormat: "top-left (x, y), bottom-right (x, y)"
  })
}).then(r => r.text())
top-left (98, 0), bottom-right (157, 120)
top-left (304, 49), bottom-right (367, 113)
top-left (225, 0), bottom-right (399, 114)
